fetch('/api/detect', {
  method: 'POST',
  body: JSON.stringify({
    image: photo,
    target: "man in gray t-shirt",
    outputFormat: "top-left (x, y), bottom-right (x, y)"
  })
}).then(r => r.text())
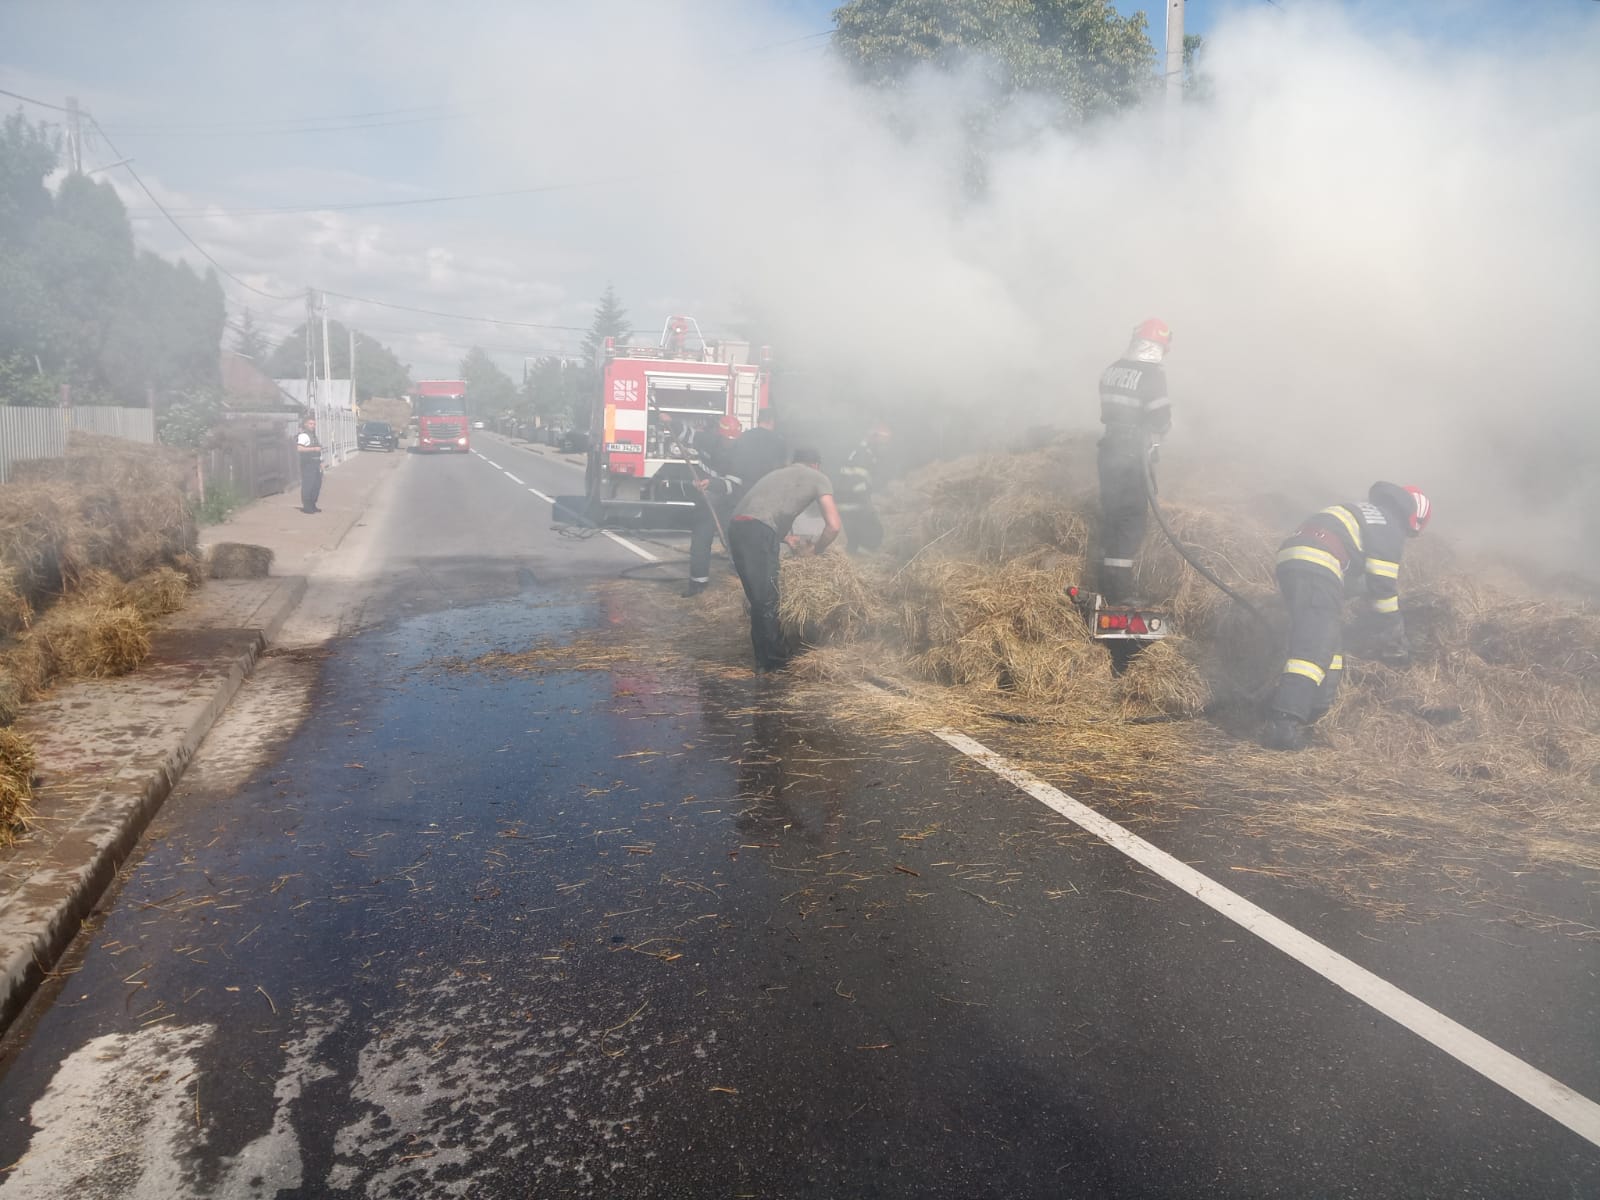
top-left (727, 449), bottom-right (842, 672)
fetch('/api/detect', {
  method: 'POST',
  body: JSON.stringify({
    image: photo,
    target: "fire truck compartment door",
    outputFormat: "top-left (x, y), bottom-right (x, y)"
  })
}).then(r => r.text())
top-left (647, 375), bottom-right (727, 414)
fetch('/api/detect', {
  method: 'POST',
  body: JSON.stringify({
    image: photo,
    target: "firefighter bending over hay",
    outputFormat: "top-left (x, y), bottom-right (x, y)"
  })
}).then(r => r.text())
top-left (1261, 482), bottom-right (1432, 751)
top-left (1097, 318), bottom-right (1172, 603)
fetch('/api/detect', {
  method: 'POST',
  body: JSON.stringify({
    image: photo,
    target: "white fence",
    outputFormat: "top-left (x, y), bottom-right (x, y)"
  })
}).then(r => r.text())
top-left (0, 406), bottom-right (157, 483)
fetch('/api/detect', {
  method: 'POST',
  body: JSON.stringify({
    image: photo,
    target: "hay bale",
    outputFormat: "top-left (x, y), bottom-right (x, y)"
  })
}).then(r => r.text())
top-left (778, 553), bottom-right (885, 644)
top-left (116, 566), bottom-right (194, 619)
top-left (705, 443), bottom-right (1600, 830)
top-left (0, 727), bottom-right (36, 845)
top-left (207, 543), bottom-right (273, 580)
top-left (0, 636), bottom-right (59, 724)
top-left (0, 434), bottom-right (198, 625)
top-left (1116, 639), bottom-right (1212, 719)
top-left (0, 565), bottom-right (31, 637)
top-left (0, 484), bottom-right (75, 612)
top-left (46, 603), bottom-right (150, 678)
top-left (889, 555), bottom-right (1116, 707)
top-left (172, 552), bottom-right (208, 589)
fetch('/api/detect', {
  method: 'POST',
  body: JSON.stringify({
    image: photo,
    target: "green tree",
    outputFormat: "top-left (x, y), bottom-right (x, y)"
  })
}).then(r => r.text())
top-left (580, 284), bottom-right (631, 367)
top-left (459, 346), bottom-right (516, 417)
top-left (99, 254), bottom-right (225, 405)
top-left (1183, 33), bottom-right (1212, 103)
top-left (261, 320), bottom-right (412, 402)
top-left (0, 110), bottom-right (225, 407)
top-left (0, 352), bottom-right (61, 407)
top-left (522, 356), bottom-right (588, 428)
top-left (0, 111), bottom-right (57, 243)
top-left (832, 0), bottom-right (1156, 125)
top-left (233, 308), bottom-right (269, 361)
top-left (156, 388), bottom-right (224, 448)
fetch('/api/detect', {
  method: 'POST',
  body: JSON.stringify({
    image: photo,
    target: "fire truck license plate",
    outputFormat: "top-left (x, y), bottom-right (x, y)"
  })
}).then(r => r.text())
top-left (605, 442), bottom-right (642, 454)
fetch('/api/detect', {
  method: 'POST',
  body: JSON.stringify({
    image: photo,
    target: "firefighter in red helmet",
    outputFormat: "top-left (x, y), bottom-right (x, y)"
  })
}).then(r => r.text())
top-left (1261, 482), bottom-right (1432, 751)
top-left (1096, 318), bottom-right (1172, 603)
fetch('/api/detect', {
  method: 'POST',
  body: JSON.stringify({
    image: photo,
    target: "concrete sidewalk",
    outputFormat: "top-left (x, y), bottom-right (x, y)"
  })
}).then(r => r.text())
top-left (206, 443), bottom-right (402, 575)
top-left (0, 448), bottom-right (402, 1032)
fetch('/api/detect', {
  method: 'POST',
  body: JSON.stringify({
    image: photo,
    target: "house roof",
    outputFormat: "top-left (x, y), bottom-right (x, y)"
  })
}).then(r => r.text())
top-left (273, 379), bottom-right (355, 411)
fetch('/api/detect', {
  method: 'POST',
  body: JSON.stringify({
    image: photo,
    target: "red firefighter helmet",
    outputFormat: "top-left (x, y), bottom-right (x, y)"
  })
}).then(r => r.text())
top-left (1403, 486), bottom-right (1431, 535)
top-left (717, 414), bottom-right (742, 438)
top-left (1370, 482), bottom-right (1431, 535)
top-left (1132, 318), bottom-right (1172, 349)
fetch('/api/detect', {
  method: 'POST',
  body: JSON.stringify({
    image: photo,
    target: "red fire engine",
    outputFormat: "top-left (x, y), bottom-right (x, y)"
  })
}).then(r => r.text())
top-left (580, 316), bottom-right (770, 528)
top-left (414, 380), bottom-right (471, 453)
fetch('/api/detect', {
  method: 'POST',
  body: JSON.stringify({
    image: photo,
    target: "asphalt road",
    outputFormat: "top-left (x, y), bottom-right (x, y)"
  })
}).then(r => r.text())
top-left (0, 435), bottom-right (1595, 1198)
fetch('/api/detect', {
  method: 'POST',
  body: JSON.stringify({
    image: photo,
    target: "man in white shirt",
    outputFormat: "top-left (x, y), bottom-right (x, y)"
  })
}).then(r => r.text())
top-left (296, 416), bottom-right (323, 513)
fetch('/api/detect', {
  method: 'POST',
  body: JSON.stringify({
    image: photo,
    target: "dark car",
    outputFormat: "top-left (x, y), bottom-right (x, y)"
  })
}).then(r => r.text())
top-left (358, 420), bottom-right (398, 452)
top-left (559, 429), bottom-right (591, 454)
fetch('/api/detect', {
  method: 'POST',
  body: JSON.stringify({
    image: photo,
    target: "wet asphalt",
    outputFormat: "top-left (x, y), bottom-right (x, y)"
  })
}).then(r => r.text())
top-left (0, 438), bottom-right (1596, 1198)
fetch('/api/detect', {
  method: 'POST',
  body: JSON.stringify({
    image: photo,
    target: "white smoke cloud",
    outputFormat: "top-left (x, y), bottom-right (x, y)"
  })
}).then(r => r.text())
top-left (16, 0), bottom-right (1599, 560)
top-left (438, 0), bottom-right (1600, 560)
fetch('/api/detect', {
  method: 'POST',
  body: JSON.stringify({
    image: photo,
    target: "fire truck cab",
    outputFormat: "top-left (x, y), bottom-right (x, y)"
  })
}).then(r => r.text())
top-left (581, 316), bottom-right (770, 529)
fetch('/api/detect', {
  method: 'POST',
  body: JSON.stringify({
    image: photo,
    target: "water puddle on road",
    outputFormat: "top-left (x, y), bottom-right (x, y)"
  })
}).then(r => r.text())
top-left (0, 588), bottom-right (970, 1197)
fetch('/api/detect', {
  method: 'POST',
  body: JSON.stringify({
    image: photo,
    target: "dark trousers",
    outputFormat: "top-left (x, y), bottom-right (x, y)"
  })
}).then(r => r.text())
top-left (729, 519), bottom-right (786, 670)
top-left (688, 493), bottom-right (733, 582)
top-left (1268, 563), bottom-right (1345, 722)
top-left (1097, 437), bottom-right (1148, 603)
top-left (299, 463), bottom-right (323, 512)
top-left (840, 505), bottom-right (883, 554)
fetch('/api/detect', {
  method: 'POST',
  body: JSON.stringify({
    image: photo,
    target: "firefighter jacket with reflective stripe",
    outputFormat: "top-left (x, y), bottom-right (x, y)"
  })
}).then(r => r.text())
top-left (1098, 357), bottom-right (1170, 442)
top-left (836, 443), bottom-right (878, 512)
top-left (1276, 500), bottom-right (1407, 625)
top-left (728, 427), bottom-right (788, 496)
top-left (687, 433), bottom-right (739, 498)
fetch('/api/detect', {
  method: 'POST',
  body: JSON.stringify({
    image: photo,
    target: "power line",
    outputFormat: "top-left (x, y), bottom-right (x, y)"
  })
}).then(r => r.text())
top-left (86, 114), bottom-right (301, 302)
top-left (28, 98), bottom-right (607, 347)
top-left (101, 111), bottom-right (474, 139)
top-left (100, 100), bottom-right (474, 133)
top-left (321, 291), bottom-right (590, 332)
top-left (0, 85), bottom-right (73, 113)
top-left (128, 175), bottom-right (635, 220)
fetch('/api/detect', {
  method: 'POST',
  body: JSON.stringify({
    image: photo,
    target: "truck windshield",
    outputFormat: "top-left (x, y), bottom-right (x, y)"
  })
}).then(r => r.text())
top-left (419, 397), bottom-right (466, 417)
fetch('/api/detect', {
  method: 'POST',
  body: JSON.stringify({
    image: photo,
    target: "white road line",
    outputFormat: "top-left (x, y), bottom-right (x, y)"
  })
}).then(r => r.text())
top-left (601, 530), bottom-right (659, 562)
top-left (931, 726), bottom-right (1600, 1150)
top-left (476, 451), bottom-right (658, 563)
top-left (483, 459), bottom-right (501, 469)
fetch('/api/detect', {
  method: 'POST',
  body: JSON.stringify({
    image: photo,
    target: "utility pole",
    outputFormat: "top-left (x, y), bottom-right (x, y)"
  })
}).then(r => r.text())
top-left (65, 96), bottom-right (83, 174)
top-left (303, 289), bottom-right (317, 415)
top-left (1164, 0), bottom-right (1185, 159)
top-left (348, 325), bottom-right (357, 416)
top-left (319, 292), bottom-right (336, 462)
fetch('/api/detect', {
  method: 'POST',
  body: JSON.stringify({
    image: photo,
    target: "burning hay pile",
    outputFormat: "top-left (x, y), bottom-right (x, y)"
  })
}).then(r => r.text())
top-left (0, 434), bottom-right (203, 842)
top-left (771, 439), bottom-right (1600, 817)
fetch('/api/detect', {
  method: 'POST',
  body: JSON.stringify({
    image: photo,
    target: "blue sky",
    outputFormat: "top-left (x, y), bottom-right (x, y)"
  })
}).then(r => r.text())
top-left (1, 0), bottom-right (1595, 376)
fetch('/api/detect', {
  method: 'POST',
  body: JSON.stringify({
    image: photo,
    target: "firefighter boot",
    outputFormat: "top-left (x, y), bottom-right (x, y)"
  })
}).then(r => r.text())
top-left (683, 579), bottom-right (709, 598)
top-left (1260, 712), bottom-right (1308, 752)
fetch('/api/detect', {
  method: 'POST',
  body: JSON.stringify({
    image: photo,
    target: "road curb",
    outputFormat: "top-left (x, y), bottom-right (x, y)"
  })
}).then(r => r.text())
top-left (0, 575), bottom-right (307, 1034)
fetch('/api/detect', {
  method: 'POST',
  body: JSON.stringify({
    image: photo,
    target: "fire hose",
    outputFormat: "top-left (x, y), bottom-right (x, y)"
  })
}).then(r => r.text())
top-left (1141, 446), bottom-right (1266, 624)
top-left (679, 447), bottom-right (729, 548)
